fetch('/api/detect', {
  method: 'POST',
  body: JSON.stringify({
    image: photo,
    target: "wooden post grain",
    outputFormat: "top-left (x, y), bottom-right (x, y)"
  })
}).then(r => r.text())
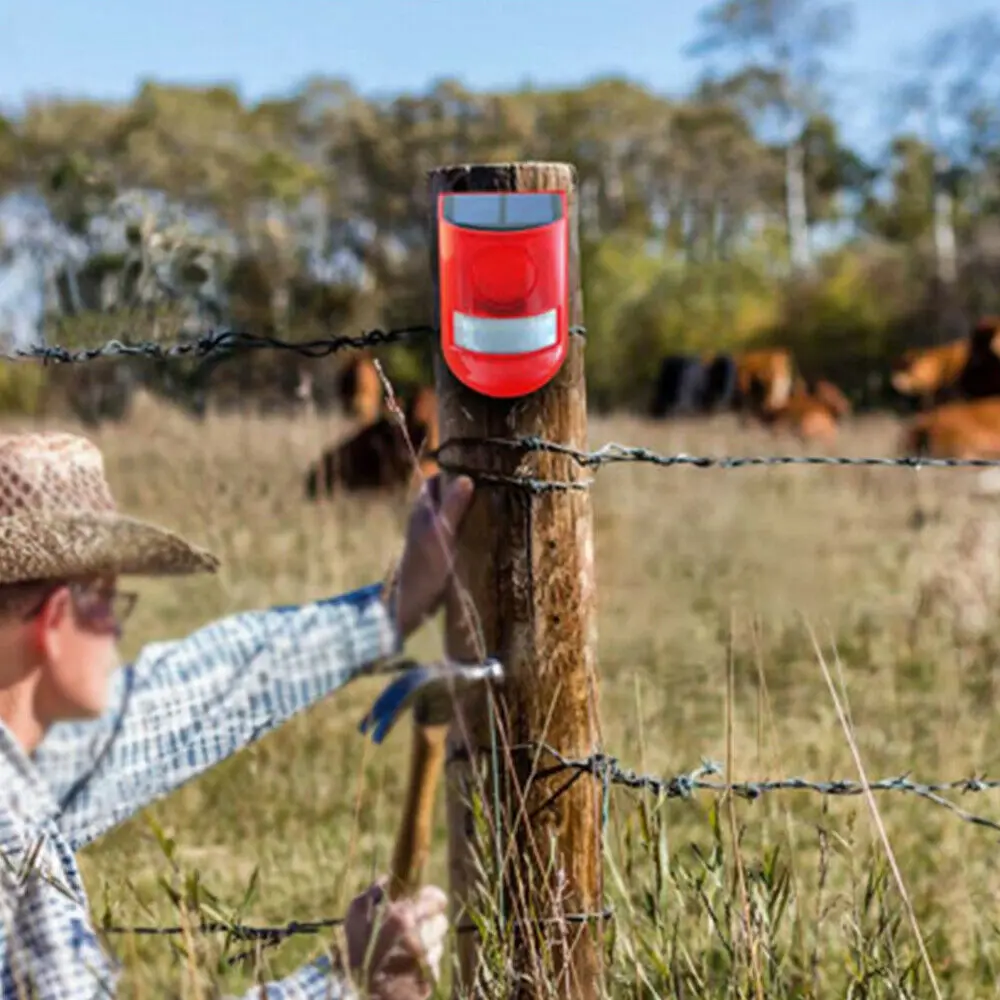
top-left (428, 163), bottom-right (603, 1000)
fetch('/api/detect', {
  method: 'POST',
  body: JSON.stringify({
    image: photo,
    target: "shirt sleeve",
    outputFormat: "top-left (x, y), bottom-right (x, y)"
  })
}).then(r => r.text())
top-left (33, 583), bottom-right (400, 852)
top-left (230, 955), bottom-right (357, 999)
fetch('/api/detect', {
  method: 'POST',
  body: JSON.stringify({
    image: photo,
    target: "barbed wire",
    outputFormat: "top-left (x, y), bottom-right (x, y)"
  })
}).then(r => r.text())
top-left (434, 436), bottom-right (1000, 472)
top-left (100, 914), bottom-right (342, 942)
top-left (1, 325), bottom-right (434, 364)
top-left (98, 904), bottom-right (612, 969)
top-left (99, 906), bottom-right (607, 942)
top-left (434, 436), bottom-right (1000, 495)
top-left (0, 322), bottom-right (587, 364)
top-left (96, 749), bottom-right (1000, 951)
top-left (7, 326), bottom-right (1000, 472)
top-left (517, 743), bottom-right (1000, 835)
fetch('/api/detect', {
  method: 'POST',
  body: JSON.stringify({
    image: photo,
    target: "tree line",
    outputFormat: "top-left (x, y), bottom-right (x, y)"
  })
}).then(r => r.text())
top-left (0, 0), bottom-right (998, 418)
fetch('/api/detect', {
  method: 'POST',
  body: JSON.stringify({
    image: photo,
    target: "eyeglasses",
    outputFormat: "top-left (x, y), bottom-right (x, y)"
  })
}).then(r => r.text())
top-left (22, 580), bottom-right (139, 637)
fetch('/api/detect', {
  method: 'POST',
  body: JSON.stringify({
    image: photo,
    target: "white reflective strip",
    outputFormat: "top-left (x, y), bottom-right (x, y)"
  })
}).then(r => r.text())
top-left (453, 309), bottom-right (557, 355)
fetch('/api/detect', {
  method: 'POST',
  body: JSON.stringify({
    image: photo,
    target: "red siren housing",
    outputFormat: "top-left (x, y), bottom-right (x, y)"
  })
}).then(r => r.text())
top-left (438, 190), bottom-right (570, 399)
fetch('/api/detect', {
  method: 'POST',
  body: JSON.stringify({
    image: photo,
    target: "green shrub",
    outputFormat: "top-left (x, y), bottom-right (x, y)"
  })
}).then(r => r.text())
top-left (0, 361), bottom-right (50, 416)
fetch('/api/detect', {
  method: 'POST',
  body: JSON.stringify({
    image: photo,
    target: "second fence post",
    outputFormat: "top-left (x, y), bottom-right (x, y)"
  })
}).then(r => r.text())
top-left (428, 162), bottom-right (603, 1000)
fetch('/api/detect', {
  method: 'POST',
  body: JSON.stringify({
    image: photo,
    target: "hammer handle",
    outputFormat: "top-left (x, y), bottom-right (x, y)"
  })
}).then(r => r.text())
top-left (388, 720), bottom-right (449, 900)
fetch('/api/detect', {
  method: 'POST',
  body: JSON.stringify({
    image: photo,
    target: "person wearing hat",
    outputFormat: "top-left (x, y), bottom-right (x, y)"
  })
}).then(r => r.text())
top-left (0, 431), bottom-right (477, 1000)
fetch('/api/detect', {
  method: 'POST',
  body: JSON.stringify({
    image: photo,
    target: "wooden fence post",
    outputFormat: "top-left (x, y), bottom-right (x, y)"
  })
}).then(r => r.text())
top-left (428, 163), bottom-right (603, 1000)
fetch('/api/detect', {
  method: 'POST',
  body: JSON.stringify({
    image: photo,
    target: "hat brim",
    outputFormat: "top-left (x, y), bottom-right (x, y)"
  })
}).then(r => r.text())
top-left (0, 511), bottom-right (220, 585)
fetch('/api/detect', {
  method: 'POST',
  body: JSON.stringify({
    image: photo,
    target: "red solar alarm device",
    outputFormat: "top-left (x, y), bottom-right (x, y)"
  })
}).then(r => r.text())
top-left (438, 190), bottom-right (569, 398)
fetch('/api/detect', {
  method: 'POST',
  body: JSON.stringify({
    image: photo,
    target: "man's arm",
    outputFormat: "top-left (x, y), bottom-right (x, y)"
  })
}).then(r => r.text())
top-left (232, 955), bottom-right (354, 1000)
top-left (33, 583), bottom-right (400, 851)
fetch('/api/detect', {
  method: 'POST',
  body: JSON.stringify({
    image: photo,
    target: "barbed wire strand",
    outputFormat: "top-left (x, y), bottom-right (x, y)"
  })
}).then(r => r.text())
top-left (1, 323), bottom-right (587, 365)
top-left (99, 750), bottom-right (1000, 950)
top-left (2, 326), bottom-right (433, 363)
top-left (517, 744), bottom-right (1000, 835)
top-left (7, 325), bottom-right (1000, 470)
top-left (434, 436), bottom-right (1000, 472)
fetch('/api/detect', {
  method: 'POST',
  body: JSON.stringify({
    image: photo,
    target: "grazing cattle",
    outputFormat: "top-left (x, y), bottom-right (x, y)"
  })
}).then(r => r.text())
top-left (701, 354), bottom-right (739, 413)
top-left (336, 353), bottom-right (383, 423)
top-left (890, 339), bottom-right (970, 407)
top-left (649, 348), bottom-right (792, 421)
top-left (649, 356), bottom-right (708, 417)
top-left (901, 398), bottom-right (1000, 460)
top-left (304, 385), bottom-right (440, 500)
top-left (731, 349), bottom-right (794, 416)
top-left (405, 385), bottom-right (438, 443)
top-left (403, 386), bottom-right (441, 489)
top-left (812, 379), bottom-right (852, 420)
top-left (760, 378), bottom-right (851, 444)
top-left (890, 318), bottom-right (1000, 409)
top-left (956, 316), bottom-right (1000, 400)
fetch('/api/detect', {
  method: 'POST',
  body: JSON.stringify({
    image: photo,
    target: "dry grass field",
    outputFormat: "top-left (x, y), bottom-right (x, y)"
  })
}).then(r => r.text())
top-left (16, 391), bottom-right (1000, 998)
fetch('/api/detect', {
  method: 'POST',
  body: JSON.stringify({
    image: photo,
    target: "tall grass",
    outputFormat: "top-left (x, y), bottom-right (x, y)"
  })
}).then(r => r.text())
top-left (18, 393), bottom-right (1000, 998)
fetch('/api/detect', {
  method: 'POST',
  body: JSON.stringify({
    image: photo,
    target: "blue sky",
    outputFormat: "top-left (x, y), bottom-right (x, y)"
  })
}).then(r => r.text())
top-left (1, 0), bottom-right (994, 158)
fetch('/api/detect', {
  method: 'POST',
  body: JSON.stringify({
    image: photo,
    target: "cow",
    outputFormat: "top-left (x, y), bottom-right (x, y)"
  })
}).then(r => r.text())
top-left (336, 353), bottom-right (383, 424)
top-left (701, 353), bottom-right (739, 413)
top-left (649, 356), bottom-right (708, 417)
top-left (890, 339), bottom-right (970, 408)
top-left (890, 317), bottom-right (1000, 409)
top-left (900, 397), bottom-right (1000, 460)
top-left (731, 348), bottom-right (794, 417)
top-left (403, 385), bottom-right (440, 490)
top-left (956, 316), bottom-right (1000, 400)
top-left (812, 379), bottom-right (852, 421)
top-left (649, 347), bottom-right (793, 422)
top-left (759, 378), bottom-right (852, 444)
top-left (304, 385), bottom-right (439, 500)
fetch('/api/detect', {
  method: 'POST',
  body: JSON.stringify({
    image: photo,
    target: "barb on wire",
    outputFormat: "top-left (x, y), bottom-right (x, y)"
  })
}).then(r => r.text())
top-left (99, 906), bottom-right (611, 956)
top-left (510, 743), bottom-right (1000, 834)
top-left (101, 915), bottom-right (343, 942)
top-left (2, 325), bottom-right (435, 364)
top-left (434, 436), bottom-right (1000, 472)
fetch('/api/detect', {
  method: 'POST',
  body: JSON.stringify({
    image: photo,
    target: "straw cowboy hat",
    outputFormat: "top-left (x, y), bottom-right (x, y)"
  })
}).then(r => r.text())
top-left (0, 432), bottom-right (219, 586)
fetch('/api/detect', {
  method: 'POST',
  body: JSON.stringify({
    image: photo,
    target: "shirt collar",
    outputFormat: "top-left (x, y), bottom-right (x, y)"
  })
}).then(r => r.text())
top-left (0, 718), bottom-right (60, 829)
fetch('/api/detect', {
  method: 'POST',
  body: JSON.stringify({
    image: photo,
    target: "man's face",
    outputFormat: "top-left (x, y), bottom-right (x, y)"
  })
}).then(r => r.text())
top-left (31, 575), bottom-right (130, 723)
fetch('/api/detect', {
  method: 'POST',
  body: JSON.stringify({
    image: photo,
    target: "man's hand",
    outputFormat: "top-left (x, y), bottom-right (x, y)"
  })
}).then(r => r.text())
top-left (385, 474), bottom-right (475, 641)
top-left (345, 879), bottom-right (449, 1000)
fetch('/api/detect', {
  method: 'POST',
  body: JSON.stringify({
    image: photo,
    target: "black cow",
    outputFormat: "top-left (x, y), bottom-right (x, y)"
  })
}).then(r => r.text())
top-left (649, 356), bottom-right (707, 417)
top-left (649, 353), bottom-right (739, 418)
top-left (701, 354), bottom-right (738, 413)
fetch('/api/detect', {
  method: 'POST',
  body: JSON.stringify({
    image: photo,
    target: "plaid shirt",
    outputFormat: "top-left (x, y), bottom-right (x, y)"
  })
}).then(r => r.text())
top-left (0, 582), bottom-right (401, 999)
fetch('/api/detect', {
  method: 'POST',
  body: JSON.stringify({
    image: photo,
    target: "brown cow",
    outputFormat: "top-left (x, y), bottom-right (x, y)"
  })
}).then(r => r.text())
top-left (812, 379), bottom-right (852, 420)
top-left (336, 353), bottom-right (383, 424)
top-left (901, 397), bottom-right (1000, 460)
top-left (402, 386), bottom-right (440, 493)
top-left (732, 348), bottom-right (794, 417)
top-left (304, 385), bottom-right (439, 500)
top-left (890, 339), bottom-right (970, 407)
top-left (890, 316), bottom-right (1000, 408)
top-left (760, 378), bottom-right (851, 444)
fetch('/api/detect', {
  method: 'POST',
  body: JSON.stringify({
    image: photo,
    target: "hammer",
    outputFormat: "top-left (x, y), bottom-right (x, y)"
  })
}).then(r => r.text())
top-left (359, 658), bottom-right (504, 900)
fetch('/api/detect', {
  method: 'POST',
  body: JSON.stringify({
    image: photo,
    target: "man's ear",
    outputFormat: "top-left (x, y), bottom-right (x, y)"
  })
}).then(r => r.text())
top-left (34, 587), bottom-right (71, 660)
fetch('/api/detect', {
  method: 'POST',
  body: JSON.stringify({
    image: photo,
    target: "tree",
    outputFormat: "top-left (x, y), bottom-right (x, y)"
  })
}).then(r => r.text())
top-left (688, 0), bottom-right (855, 273)
top-left (888, 11), bottom-right (1000, 291)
